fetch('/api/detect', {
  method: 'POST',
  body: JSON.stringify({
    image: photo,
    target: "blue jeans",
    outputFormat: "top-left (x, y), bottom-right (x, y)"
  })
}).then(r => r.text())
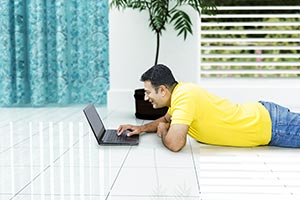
top-left (259, 101), bottom-right (300, 147)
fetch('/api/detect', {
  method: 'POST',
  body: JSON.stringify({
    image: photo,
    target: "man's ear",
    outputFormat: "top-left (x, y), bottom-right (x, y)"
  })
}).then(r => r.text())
top-left (160, 85), bottom-right (168, 96)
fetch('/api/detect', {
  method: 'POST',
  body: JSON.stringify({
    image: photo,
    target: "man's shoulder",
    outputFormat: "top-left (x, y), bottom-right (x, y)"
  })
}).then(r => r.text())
top-left (178, 82), bottom-right (197, 87)
top-left (169, 82), bottom-right (198, 122)
top-left (175, 82), bottom-right (202, 94)
top-left (172, 82), bottom-right (200, 103)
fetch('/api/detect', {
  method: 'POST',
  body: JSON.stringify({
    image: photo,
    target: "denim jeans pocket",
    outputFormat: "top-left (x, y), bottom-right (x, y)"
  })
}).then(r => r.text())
top-left (276, 104), bottom-right (291, 126)
top-left (277, 109), bottom-right (300, 127)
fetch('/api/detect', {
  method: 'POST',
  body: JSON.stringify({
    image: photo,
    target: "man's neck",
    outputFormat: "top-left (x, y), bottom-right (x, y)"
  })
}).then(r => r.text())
top-left (170, 82), bottom-right (178, 94)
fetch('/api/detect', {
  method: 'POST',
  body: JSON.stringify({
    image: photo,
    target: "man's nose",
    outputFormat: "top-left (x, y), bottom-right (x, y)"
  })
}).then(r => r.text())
top-left (144, 94), bottom-right (149, 101)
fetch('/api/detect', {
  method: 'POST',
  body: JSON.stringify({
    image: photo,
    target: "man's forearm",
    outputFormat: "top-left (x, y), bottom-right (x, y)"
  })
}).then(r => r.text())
top-left (161, 128), bottom-right (179, 152)
top-left (141, 115), bottom-right (169, 133)
top-left (160, 124), bottom-right (187, 152)
top-left (161, 128), bottom-right (169, 148)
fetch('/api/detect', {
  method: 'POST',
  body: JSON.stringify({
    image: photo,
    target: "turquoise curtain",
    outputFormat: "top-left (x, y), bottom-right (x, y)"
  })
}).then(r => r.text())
top-left (0, 0), bottom-right (109, 106)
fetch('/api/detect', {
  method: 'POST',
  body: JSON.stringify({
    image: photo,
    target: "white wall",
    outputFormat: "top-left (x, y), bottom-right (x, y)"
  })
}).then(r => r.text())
top-left (200, 78), bottom-right (300, 109)
top-left (108, 8), bottom-right (200, 110)
top-left (109, 7), bottom-right (300, 111)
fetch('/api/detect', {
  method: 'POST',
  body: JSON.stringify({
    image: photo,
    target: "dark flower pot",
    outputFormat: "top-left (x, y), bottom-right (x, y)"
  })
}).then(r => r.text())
top-left (134, 89), bottom-right (168, 120)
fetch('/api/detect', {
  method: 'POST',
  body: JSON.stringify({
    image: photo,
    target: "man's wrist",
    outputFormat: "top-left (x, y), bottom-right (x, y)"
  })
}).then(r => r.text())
top-left (140, 124), bottom-right (147, 133)
top-left (161, 128), bottom-right (168, 139)
top-left (161, 129), bottom-right (169, 148)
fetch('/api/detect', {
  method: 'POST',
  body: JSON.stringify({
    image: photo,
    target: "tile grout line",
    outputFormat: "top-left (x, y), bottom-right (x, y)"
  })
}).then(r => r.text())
top-left (257, 153), bottom-right (295, 196)
top-left (105, 146), bottom-right (132, 200)
top-left (0, 108), bottom-right (52, 129)
top-left (102, 105), bottom-right (136, 199)
top-left (153, 147), bottom-right (161, 197)
top-left (9, 130), bottom-right (88, 200)
top-left (145, 119), bottom-right (162, 197)
top-left (0, 110), bottom-right (84, 154)
top-left (188, 137), bottom-right (202, 198)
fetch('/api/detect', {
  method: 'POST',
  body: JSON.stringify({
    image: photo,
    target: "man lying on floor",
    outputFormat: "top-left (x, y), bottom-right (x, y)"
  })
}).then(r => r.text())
top-left (117, 64), bottom-right (300, 152)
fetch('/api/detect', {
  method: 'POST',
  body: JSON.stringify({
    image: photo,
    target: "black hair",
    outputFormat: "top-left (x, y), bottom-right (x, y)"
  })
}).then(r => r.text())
top-left (140, 64), bottom-right (178, 91)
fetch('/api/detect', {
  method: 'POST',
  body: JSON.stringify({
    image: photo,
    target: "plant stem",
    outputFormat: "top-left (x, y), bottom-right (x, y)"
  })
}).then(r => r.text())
top-left (154, 31), bottom-right (160, 65)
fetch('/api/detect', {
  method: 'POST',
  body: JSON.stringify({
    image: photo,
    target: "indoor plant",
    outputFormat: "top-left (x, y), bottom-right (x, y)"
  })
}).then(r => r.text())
top-left (110, 0), bottom-right (216, 119)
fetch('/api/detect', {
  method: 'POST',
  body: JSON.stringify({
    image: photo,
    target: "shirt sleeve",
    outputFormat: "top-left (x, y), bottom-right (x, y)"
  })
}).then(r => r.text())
top-left (170, 90), bottom-right (195, 126)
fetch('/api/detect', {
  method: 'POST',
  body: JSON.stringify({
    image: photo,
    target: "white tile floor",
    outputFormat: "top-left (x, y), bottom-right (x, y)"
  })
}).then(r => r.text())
top-left (1, 105), bottom-right (300, 200)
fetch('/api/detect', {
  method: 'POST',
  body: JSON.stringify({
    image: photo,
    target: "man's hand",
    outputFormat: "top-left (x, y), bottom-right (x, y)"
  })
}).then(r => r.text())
top-left (157, 122), bottom-right (170, 137)
top-left (160, 124), bottom-right (189, 152)
top-left (117, 124), bottom-right (143, 137)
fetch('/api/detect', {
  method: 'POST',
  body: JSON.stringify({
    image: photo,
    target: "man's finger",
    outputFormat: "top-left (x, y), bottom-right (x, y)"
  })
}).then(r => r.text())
top-left (127, 131), bottom-right (133, 137)
top-left (117, 125), bottom-right (128, 135)
top-left (127, 130), bottom-right (137, 137)
top-left (117, 127), bottom-right (124, 135)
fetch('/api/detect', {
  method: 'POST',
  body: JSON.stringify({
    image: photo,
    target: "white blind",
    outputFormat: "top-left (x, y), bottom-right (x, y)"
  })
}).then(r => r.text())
top-left (200, 6), bottom-right (300, 78)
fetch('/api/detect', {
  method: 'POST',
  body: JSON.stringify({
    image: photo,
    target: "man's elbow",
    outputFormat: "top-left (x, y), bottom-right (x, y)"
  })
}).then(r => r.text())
top-left (168, 145), bottom-right (184, 152)
top-left (165, 141), bottom-right (186, 152)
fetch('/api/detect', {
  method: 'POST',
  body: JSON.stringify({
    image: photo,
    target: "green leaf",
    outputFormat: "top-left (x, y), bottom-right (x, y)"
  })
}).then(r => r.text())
top-left (170, 9), bottom-right (193, 40)
top-left (110, 0), bottom-right (148, 11)
top-left (149, 0), bottom-right (169, 32)
top-left (110, 0), bottom-right (128, 9)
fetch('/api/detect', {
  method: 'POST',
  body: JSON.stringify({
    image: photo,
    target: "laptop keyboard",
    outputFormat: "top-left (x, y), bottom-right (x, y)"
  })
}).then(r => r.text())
top-left (102, 130), bottom-right (128, 142)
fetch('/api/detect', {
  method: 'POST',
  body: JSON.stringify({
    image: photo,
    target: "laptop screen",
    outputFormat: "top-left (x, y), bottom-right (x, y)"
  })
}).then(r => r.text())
top-left (84, 104), bottom-right (106, 140)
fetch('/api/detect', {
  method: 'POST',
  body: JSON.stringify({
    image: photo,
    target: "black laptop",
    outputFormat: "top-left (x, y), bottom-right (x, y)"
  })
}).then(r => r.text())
top-left (83, 104), bottom-right (139, 145)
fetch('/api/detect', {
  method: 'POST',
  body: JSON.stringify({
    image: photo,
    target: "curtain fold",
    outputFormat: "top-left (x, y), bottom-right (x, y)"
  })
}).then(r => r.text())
top-left (0, 0), bottom-right (109, 106)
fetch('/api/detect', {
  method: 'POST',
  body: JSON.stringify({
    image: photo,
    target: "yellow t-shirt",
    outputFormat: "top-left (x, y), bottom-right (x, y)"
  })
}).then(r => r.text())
top-left (168, 82), bottom-right (272, 147)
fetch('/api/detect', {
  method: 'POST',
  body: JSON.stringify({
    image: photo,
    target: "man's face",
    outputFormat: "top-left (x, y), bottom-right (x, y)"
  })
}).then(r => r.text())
top-left (143, 81), bottom-right (166, 109)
